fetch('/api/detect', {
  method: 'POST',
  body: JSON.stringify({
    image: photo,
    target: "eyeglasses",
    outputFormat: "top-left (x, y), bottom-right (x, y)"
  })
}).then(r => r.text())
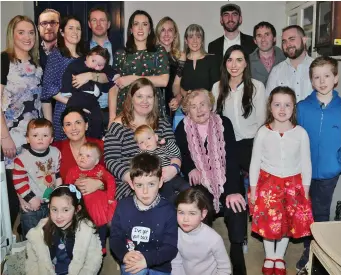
top-left (39, 21), bottom-right (59, 28)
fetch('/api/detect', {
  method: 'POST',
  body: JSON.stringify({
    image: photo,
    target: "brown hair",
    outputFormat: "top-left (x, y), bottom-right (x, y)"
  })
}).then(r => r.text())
top-left (183, 24), bottom-right (207, 55)
top-left (182, 89), bottom-right (215, 114)
top-left (26, 118), bottom-right (54, 137)
top-left (155, 17), bottom-right (181, 59)
top-left (87, 45), bottom-right (110, 66)
top-left (265, 86), bottom-right (297, 126)
top-left (121, 78), bottom-right (159, 130)
top-left (80, 142), bottom-right (102, 159)
top-left (88, 6), bottom-right (110, 22)
top-left (309, 56), bottom-right (338, 79)
top-left (4, 15), bottom-right (39, 66)
top-left (38, 8), bottom-right (61, 24)
top-left (130, 152), bottom-right (162, 181)
top-left (282, 25), bottom-right (306, 37)
top-left (134, 125), bottom-right (155, 141)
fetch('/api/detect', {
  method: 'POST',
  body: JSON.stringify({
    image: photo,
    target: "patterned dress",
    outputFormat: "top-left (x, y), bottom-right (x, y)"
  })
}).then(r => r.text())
top-left (1, 52), bottom-right (43, 169)
top-left (113, 45), bottom-right (169, 117)
top-left (41, 48), bottom-right (76, 141)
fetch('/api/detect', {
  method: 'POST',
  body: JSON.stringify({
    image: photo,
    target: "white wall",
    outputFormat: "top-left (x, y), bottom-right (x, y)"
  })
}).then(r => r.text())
top-left (1, 1), bottom-right (34, 51)
top-left (124, 1), bottom-right (287, 50)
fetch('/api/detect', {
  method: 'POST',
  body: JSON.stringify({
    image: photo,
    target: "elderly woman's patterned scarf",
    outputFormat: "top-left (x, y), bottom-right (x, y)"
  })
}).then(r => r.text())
top-left (184, 113), bottom-right (226, 213)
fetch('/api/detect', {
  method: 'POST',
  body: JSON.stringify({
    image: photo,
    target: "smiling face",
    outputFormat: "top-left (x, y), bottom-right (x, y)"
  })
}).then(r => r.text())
top-left (185, 32), bottom-right (202, 53)
top-left (254, 26), bottom-right (276, 52)
top-left (62, 112), bottom-right (88, 141)
top-left (13, 21), bottom-right (36, 54)
top-left (159, 20), bottom-right (176, 48)
top-left (50, 195), bottom-right (77, 230)
top-left (26, 127), bottom-right (53, 152)
top-left (132, 174), bottom-right (163, 209)
top-left (220, 10), bottom-right (242, 32)
top-left (61, 19), bottom-right (81, 46)
top-left (226, 50), bottom-right (247, 79)
top-left (311, 65), bottom-right (339, 96)
top-left (132, 85), bottom-right (155, 117)
top-left (38, 12), bottom-right (59, 43)
top-left (282, 28), bottom-right (306, 59)
top-left (270, 93), bottom-right (294, 123)
top-left (85, 54), bottom-right (106, 71)
top-left (131, 14), bottom-right (150, 44)
top-left (177, 202), bottom-right (207, 233)
top-left (88, 10), bottom-right (110, 38)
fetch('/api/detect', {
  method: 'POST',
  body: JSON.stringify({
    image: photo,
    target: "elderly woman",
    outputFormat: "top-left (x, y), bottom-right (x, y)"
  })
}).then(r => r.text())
top-left (175, 89), bottom-right (247, 275)
top-left (105, 78), bottom-right (181, 200)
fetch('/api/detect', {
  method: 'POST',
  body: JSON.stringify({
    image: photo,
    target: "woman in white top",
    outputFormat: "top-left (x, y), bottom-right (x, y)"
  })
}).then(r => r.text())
top-left (212, 44), bottom-right (266, 172)
top-left (249, 86), bottom-right (313, 275)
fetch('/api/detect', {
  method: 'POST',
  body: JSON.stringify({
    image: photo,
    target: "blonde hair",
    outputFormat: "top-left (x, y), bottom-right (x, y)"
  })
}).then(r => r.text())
top-left (155, 17), bottom-right (181, 60)
top-left (121, 78), bottom-right (159, 130)
top-left (5, 15), bottom-right (39, 66)
top-left (80, 142), bottom-right (102, 159)
top-left (182, 89), bottom-right (215, 114)
top-left (183, 24), bottom-right (207, 55)
top-left (134, 124), bottom-right (155, 142)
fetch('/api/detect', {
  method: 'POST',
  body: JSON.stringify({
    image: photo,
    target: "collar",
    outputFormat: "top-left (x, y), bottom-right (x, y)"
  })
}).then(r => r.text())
top-left (90, 38), bottom-right (111, 48)
top-left (186, 222), bottom-right (204, 236)
top-left (41, 40), bottom-right (57, 55)
top-left (224, 31), bottom-right (240, 43)
top-left (284, 52), bottom-right (311, 67)
top-left (133, 194), bottom-right (161, 211)
top-left (28, 146), bottom-right (50, 157)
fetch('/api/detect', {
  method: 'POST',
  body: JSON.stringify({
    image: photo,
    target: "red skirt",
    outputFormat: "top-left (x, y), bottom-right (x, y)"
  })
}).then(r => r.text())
top-left (250, 170), bottom-right (313, 240)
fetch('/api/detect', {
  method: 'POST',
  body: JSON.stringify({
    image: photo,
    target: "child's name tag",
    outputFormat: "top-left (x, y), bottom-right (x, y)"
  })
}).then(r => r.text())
top-left (131, 226), bottom-right (151, 245)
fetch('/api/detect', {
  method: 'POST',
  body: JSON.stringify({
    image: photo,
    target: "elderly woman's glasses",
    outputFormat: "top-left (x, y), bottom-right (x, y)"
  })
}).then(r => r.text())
top-left (39, 21), bottom-right (59, 28)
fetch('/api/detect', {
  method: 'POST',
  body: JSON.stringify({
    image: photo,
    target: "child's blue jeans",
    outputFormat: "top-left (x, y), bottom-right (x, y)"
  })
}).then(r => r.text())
top-left (120, 265), bottom-right (170, 275)
top-left (20, 203), bottom-right (49, 239)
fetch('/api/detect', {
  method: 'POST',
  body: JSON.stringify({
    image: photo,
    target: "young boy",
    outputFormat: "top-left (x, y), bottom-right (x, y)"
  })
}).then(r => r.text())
top-left (13, 118), bottom-right (62, 237)
top-left (296, 56), bottom-right (341, 272)
top-left (134, 125), bottom-right (190, 201)
top-left (110, 153), bottom-right (178, 275)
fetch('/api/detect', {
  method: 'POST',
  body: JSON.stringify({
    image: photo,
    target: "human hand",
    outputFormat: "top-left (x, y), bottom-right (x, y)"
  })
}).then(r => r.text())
top-left (125, 254), bottom-right (147, 274)
top-left (162, 165), bottom-right (177, 182)
top-left (1, 135), bottom-right (16, 158)
top-left (158, 138), bottom-right (166, 145)
top-left (29, 196), bottom-right (41, 211)
top-left (188, 169), bottom-right (202, 186)
top-left (112, 74), bottom-right (121, 82)
top-left (123, 251), bottom-right (143, 265)
top-left (72, 72), bottom-right (92, 89)
top-left (18, 195), bottom-right (32, 212)
top-left (114, 75), bottom-right (135, 89)
top-left (75, 177), bottom-right (102, 195)
top-left (108, 200), bottom-right (114, 204)
top-left (250, 191), bottom-right (256, 205)
top-left (226, 193), bottom-right (247, 213)
top-left (169, 97), bottom-right (181, 111)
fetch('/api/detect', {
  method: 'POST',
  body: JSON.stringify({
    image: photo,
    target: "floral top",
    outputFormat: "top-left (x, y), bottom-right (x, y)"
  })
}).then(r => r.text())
top-left (113, 45), bottom-right (169, 116)
top-left (1, 52), bottom-right (43, 168)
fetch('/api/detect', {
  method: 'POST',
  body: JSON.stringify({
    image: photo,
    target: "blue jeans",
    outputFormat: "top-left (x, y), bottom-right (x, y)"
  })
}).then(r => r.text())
top-left (20, 203), bottom-right (49, 239)
top-left (304, 175), bottom-right (339, 248)
top-left (120, 265), bottom-right (170, 275)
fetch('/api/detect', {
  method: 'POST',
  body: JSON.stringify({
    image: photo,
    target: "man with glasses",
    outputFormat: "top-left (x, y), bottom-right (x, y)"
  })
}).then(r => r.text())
top-left (87, 6), bottom-right (114, 130)
top-left (38, 9), bottom-right (60, 70)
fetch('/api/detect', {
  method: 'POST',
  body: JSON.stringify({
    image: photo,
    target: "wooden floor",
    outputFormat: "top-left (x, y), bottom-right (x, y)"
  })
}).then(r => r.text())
top-left (101, 218), bottom-right (302, 275)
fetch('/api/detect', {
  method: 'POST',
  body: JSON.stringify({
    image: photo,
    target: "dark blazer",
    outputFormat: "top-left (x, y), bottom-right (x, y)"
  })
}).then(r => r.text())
top-left (208, 32), bottom-right (257, 71)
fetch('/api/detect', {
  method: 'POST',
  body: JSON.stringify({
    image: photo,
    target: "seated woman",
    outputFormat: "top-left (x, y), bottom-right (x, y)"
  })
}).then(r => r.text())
top-left (175, 89), bottom-right (247, 275)
top-left (104, 78), bottom-right (181, 201)
top-left (53, 107), bottom-right (105, 195)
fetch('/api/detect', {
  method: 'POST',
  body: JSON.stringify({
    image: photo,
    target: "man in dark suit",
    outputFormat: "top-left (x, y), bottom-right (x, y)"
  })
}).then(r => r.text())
top-left (208, 3), bottom-right (256, 70)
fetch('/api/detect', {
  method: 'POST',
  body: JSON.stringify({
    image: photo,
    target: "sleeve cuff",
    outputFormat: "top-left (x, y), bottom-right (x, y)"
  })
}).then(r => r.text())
top-left (23, 191), bottom-right (36, 202)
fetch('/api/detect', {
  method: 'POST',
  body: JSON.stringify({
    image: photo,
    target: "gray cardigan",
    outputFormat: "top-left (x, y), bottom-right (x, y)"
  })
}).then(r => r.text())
top-left (249, 46), bottom-right (286, 86)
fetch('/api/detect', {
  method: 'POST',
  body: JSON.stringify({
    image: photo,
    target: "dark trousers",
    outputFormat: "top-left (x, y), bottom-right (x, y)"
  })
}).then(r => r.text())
top-left (236, 138), bottom-right (254, 173)
top-left (193, 185), bottom-right (248, 275)
top-left (304, 175), bottom-right (339, 248)
top-left (101, 107), bottom-right (109, 130)
top-left (160, 175), bottom-right (190, 203)
top-left (5, 169), bottom-right (20, 227)
top-left (98, 224), bottom-right (108, 249)
top-left (21, 203), bottom-right (49, 239)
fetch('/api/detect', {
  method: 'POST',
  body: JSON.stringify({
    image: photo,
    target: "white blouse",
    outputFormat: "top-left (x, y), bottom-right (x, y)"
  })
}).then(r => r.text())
top-left (212, 79), bottom-right (266, 141)
top-left (249, 125), bottom-right (312, 187)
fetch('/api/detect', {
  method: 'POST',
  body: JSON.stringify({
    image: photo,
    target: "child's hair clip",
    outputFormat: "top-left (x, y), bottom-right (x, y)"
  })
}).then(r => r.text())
top-left (69, 184), bottom-right (82, 200)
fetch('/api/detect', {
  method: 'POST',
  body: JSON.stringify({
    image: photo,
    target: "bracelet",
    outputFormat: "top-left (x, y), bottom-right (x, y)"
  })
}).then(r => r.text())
top-left (170, 163), bottom-right (181, 174)
top-left (1, 135), bottom-right (9, 139)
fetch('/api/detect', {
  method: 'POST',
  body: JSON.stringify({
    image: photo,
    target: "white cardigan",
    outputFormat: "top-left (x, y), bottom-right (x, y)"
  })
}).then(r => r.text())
top-left (25, 218), bottom-right (102, 275)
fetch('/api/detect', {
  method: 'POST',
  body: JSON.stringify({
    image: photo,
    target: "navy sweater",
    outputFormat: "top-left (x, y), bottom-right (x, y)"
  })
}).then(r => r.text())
top-left (110, 196), bottom-right (178, 273)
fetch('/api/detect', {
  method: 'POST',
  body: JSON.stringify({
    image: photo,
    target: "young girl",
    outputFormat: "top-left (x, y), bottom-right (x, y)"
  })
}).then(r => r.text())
top-left (25, 184), bottom-right (102, 275)
top-left (249, 86), bottom-right (314, 275)
top-left (171, 188), bottom-right (232, 275)
top-left (65, 142), bottom-right (116, 254)
top-left (60, 45), bottom-right (118, 138)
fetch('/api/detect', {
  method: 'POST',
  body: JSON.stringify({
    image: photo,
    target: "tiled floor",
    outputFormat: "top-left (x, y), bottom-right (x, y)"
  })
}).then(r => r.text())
top-left (101, 218), bottom-right (302, 275)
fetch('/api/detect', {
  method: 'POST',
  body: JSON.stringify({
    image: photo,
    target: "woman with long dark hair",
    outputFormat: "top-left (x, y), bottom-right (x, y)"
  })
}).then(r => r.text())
top-left (109, 10), bottom-right (169, 122)
top-left (213, 44), bottom-right (266, 172)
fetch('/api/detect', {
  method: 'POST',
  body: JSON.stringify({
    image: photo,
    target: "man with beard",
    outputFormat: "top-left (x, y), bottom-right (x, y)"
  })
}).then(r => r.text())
top-left (87, 7), bottom-right (115, 130)
top-left (38, 9), bottom-right (60, 70)
top-left (208, 4), bottom-right (256, 70)
top-left (266, 25), bottom-right (313, 102)
top-left (249, 22), bottom-right (286, 86)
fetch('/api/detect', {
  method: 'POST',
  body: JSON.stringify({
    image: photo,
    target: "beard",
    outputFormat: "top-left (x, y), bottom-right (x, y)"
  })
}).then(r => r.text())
top-left (222, 21), bottom-right (241, 32)
top-left (283, 42), bottom-right (305, 59)
top-left (41, 33), bottom-right (57, 43)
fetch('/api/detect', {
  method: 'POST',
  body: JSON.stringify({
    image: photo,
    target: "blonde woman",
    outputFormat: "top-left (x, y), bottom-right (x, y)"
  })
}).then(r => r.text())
top-left (155, 17), bottom-right (186, 117)
top-left (1, 15), bottom-right (42, 226)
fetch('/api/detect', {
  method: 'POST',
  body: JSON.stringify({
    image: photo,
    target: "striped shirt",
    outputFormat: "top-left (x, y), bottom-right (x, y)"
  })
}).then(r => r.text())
top-left (104, 119), bottom-right (177, 200)
top-left (137, 140), bottom-right (181, 167)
